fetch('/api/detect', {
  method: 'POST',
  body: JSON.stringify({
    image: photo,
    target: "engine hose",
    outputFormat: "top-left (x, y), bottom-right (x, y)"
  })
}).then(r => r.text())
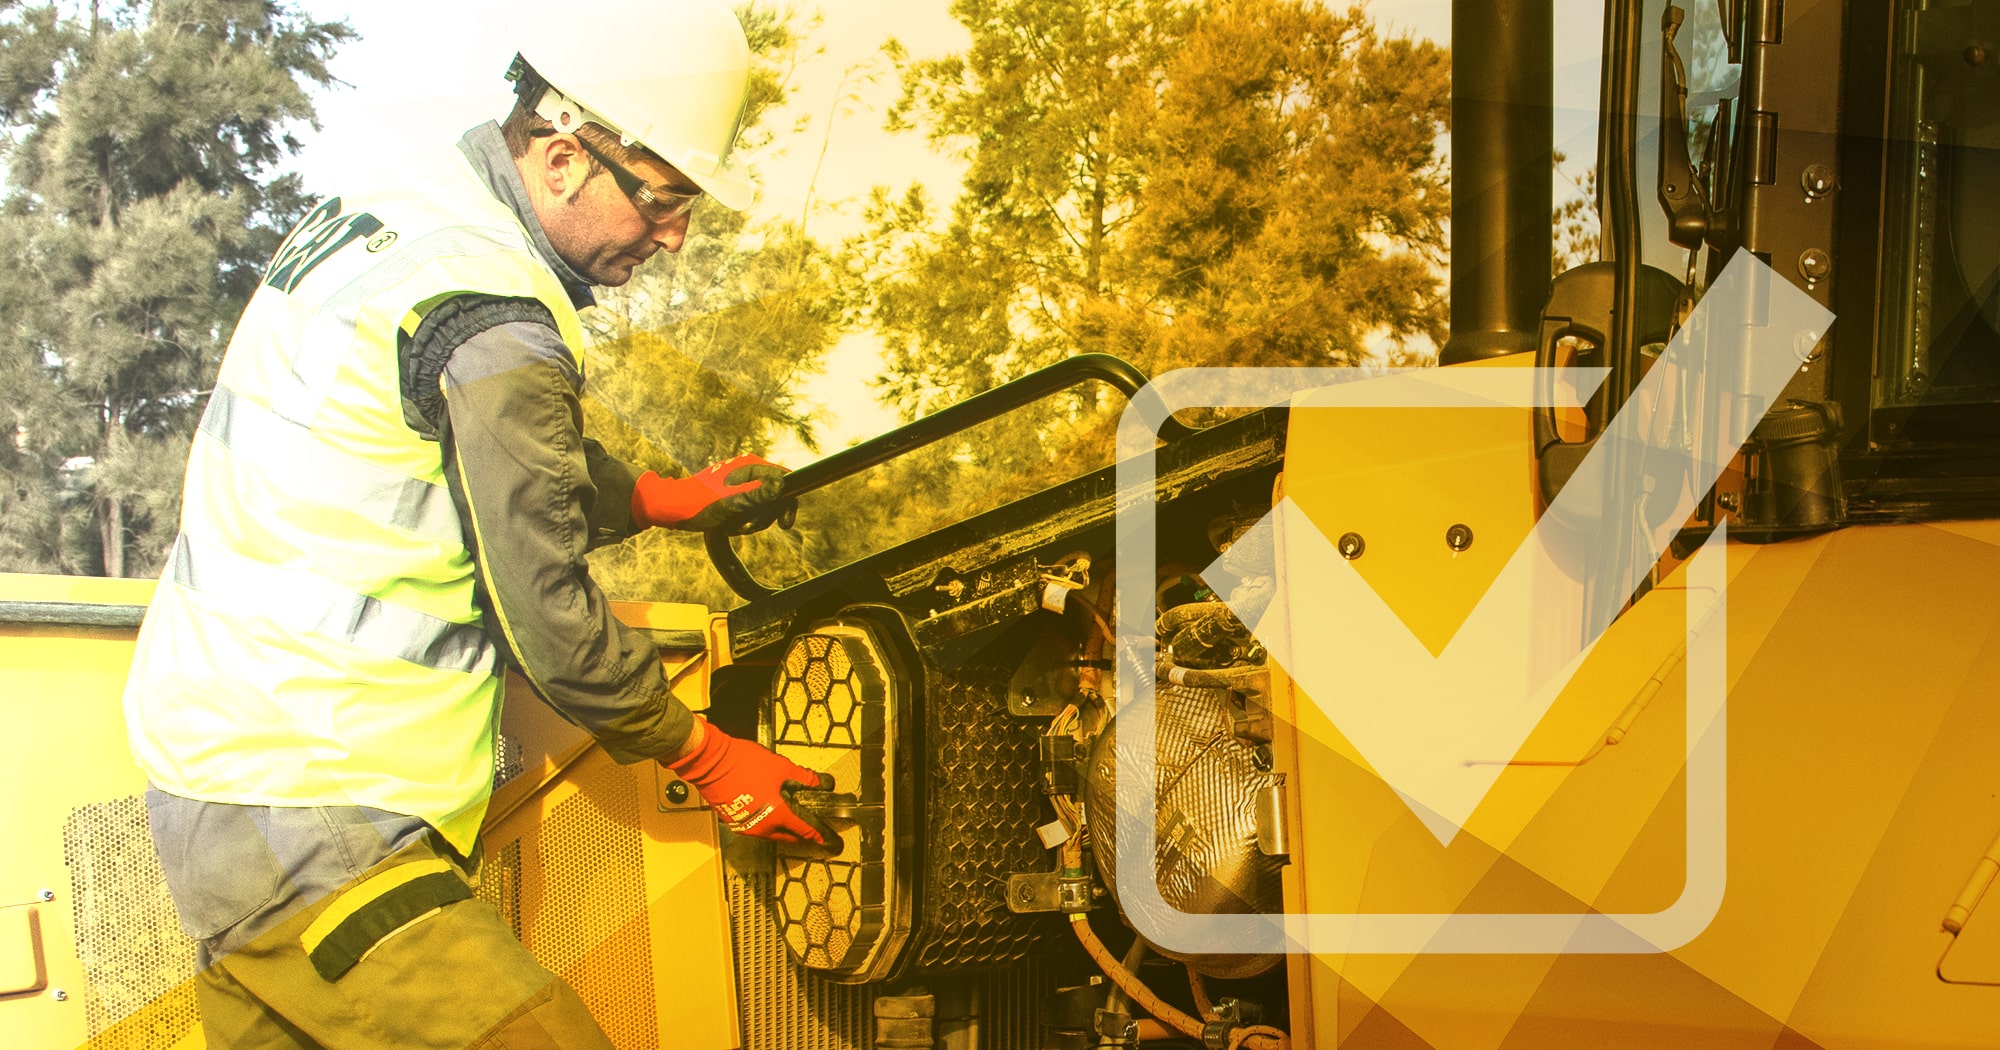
top-left (1186, 964), bottom-right (1217, 1020)
top-left (1185, 963), bottom-right (1289, 1050)
top-left (1067, 913), bottom-right (1205, 1040)
top-left (1227, 1026), bottom-right (1291, 1050)
top-left (1097, 937), bottom-right (1149, 1046)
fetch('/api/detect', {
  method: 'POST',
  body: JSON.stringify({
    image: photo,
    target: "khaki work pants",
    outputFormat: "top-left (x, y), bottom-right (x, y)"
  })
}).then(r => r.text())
top-left (148, 791), bottom-right (613, 1050)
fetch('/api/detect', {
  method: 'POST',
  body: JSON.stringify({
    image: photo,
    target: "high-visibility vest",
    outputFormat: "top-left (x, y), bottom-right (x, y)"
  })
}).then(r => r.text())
top-left (124, 144), bottom-right (585, 852)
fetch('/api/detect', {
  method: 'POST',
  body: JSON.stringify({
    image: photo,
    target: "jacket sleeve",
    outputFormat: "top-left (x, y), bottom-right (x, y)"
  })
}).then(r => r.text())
top-left (410, 294), bottom-right (693, 764)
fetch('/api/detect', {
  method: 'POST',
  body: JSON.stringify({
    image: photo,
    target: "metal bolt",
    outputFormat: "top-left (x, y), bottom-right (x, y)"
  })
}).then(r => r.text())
top-left (1794, 329), bottom-right (1826, 364)
top-left (1800, 164), bottom-right (1835, 200)
top-left (52, 989), bottom-right (68, 1002)
top-left (38, 888), bottom-right (54, 902)
top-left (1967, 44), bottom-right (1989, 66)
top-left (665, 780), bottom-right (690, 805)
top-left (1718, 491), bottom-right (1742, 513)
top-left (1797, 248), bottom-right (1832, 284)
top-left (1337, 532), bottom-right (1365, 560)
top-left (1445, 524), bottom-right (1474, 553)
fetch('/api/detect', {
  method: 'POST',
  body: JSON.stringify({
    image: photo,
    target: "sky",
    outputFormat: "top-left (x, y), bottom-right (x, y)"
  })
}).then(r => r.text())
top-left (287, 0), bottom-right (1606, 466)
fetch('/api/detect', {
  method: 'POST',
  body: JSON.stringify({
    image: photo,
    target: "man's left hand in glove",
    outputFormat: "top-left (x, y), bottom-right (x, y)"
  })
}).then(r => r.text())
top-left (659, 720), bottom-right (833, 845)
top-left (631, 454), bottom-right (796, 533)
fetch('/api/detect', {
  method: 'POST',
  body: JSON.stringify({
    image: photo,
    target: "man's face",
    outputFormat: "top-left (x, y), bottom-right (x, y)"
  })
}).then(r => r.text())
top-left (528, 132), bottom-right (699, 287)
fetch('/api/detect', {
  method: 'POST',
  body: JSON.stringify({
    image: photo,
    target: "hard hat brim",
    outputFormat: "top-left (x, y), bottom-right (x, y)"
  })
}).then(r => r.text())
top-left (679, 154), bottom-right (755, 213)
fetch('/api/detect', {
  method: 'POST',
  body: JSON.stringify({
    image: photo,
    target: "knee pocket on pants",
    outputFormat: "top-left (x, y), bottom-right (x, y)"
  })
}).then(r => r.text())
top-left (147, 790), bottom-right (289, 943)
top-left (300, 858), bottom-right (472, 981)
top-left (473, 979), bottom-right (614, 1050)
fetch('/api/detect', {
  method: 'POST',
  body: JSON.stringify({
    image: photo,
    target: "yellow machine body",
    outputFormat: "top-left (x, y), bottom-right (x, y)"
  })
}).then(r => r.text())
top-left (1270, 359), bottom-right (2000, 1048)
top-left (0, 578), bottom-right (741, 1049)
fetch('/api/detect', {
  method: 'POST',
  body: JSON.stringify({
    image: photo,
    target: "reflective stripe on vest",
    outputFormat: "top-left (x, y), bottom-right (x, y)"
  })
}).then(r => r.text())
top-left (168, 534), bottom-right (493, 675)
top-left (125, 141), bottom-right (585, 853)
top-left (199, 384), bottom-right (462, 544)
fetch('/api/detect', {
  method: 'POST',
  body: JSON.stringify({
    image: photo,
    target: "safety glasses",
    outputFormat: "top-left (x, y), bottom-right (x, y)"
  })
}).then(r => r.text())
top-left (574, 135), bottom-right (702, 223)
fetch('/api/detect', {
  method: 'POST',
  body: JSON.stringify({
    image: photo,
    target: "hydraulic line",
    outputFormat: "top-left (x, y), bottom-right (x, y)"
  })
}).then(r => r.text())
top-left (1187, 963), bottom-right (1217, 1020)
top-left (1067, 909), bottom-right (1204, 1041)
top-left (1062, 839), bottom-right (1291, 1049)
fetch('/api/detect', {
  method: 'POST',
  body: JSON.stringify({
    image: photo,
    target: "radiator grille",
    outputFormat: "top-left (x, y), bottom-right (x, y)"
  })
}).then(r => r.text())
top-left (730, 868), bottom-right (873, 1049)
top-left (729, 866), bottom-right (1055, 1049)
top-left (523, 763), bottom-right (659, 1050)
top-left (61, 796), bottom-right (199, 1045)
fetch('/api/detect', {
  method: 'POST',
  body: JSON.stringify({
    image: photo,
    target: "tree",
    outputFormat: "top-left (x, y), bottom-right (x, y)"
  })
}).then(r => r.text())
top-left (0, 0), bottom-right (349, 576)
top-left (824, 0), bottom-right (1451, 551)
top-left (1553, 149), bottom-right (1599, 274)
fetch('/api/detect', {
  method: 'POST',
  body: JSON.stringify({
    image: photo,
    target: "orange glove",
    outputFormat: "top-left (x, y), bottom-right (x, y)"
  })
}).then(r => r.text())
top-left (630, 455), bottom-right (794, 532)
top-left (662, 722), bottom-right (831, 844)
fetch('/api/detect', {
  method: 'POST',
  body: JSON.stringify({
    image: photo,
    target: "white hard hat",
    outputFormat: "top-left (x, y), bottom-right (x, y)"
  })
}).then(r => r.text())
top-left (508, 0), bottom-right (757, 211)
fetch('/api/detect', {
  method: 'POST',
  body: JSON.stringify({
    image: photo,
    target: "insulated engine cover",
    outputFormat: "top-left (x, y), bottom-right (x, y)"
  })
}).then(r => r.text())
top-left (1086, 682), bottom-right (1284, 979)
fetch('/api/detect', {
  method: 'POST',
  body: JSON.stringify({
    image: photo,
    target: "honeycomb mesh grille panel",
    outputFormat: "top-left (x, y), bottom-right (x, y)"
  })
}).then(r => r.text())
top-left (774, 630), bottom-right (889, 978)
top-left (730, 868), bottom-right (872, 1049)
top-left (61, 796), bottom-right (200, 1044)
top-left (909, 656), bottom-right (1052, 970)
top-left (529, 764), bottom-right (658, 1050)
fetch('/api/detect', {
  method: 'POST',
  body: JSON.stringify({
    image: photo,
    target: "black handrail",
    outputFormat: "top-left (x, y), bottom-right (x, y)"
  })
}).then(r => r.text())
top-left (705, 353), bottom-right (1193, 601)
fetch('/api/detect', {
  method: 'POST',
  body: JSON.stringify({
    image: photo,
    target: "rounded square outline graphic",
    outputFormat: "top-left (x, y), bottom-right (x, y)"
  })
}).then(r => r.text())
top-left (1111, 366), bottom-right (1728, 956)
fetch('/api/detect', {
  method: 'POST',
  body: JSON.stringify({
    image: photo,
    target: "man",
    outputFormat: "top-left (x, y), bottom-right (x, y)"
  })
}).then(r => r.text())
top-left (121, 1), bottom-right (826, 1045)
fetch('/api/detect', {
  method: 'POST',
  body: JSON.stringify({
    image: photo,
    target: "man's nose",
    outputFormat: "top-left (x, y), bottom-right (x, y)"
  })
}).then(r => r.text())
top-left (652, 211), bottom-right (691, 254)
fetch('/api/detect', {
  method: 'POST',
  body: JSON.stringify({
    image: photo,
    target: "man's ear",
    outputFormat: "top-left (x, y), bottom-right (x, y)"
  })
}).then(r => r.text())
top-left (533, 133), bottom-right (589, 198)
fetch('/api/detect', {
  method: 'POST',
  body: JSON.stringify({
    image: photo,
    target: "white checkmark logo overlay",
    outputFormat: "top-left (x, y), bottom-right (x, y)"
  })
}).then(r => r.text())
top-left (1112, 253), bottom-right (1834, 956)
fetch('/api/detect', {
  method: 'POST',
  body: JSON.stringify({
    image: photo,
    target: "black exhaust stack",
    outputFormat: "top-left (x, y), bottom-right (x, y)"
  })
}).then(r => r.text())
top-left (1439, 0), bottom-right (1555, 365)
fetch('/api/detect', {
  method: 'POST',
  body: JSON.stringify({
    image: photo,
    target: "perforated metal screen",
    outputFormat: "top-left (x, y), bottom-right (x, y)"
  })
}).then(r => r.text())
top-left (514, 758), bottom-right (659, 1050)
top-left (61, 795), bottom-right (199, 1045)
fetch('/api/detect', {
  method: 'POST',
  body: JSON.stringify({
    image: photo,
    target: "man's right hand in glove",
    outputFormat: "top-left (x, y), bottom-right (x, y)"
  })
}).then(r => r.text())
top-left (630, 454), bottom-right (795, 533)
top-left (659, 719), bottom-right (831, 844)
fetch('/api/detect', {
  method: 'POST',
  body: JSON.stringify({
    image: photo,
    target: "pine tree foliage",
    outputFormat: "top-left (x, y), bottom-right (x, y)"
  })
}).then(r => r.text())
top-left (857, 0), bottom-right (1450, 415)
top-left (802, 0), bottom-right (1451, 576)
top-left (1553, 149), bottom-right (1599, 274)
top-left (0, 0), bottom-right (349, 576)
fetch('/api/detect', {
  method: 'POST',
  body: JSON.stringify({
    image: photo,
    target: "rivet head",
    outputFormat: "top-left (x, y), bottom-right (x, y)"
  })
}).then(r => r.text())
top-left (52, 989), bottom-right (68, 1002)
top-left (1798, 248), bottom-right (1833, 283)
top-left (38, 888), bottom-right (54, 902)
top-left (1445, 524), bottom-right (1474, 552)
top-left (1337, 532), bottom-right (1365, 560)
top-left (1967, 44), bottom-right (1989, 66)
top-left (1800, 163), bottom-right (1835, 199)
top-left (665, 780), bottom-right (691, 804)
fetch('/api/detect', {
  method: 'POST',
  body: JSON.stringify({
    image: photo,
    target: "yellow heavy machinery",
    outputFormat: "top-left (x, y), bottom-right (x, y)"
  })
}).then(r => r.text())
top-left (7, 0), bottom-right (2000, 1046)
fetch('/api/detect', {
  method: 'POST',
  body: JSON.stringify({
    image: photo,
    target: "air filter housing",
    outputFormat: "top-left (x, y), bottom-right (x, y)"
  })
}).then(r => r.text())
top-left (769, 610), bottom-right (1053, 983)
top-left (770, 622), bottom-right (910, 983)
